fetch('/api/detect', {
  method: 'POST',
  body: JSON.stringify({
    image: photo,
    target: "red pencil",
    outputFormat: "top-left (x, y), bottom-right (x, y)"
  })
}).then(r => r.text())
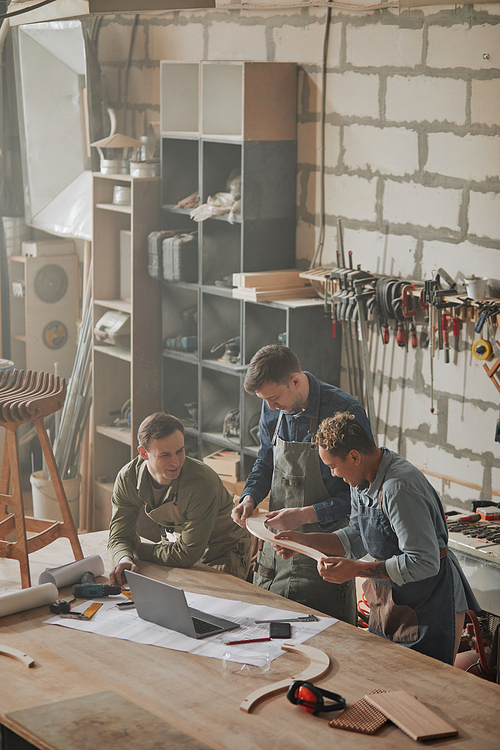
top-left (225, 637), bottom-right (272, 645)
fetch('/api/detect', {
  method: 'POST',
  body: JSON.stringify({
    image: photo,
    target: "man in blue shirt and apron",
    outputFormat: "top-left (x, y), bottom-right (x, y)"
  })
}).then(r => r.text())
top-left (274, 412), bottom-right (480, 664)
top-left (232, 346), bottom-right (372, 623)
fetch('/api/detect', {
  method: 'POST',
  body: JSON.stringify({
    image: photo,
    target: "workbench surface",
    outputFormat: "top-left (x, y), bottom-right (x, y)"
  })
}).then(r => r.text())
top-left (0, 532), bottom-right (499, 750)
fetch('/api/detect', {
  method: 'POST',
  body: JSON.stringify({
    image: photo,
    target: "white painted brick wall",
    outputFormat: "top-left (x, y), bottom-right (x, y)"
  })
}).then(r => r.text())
top-left (273, 20), bottom-right (342, 66)
top-left (447, 401), bottom-right (499, 454)
top-left (296, 218), bottom-right (319, 263)
top-left (343, 124), bottom-right (418, 176)
top-left (325, 173), bottom-right (377, 222)
top-left (471, 78), bottom-right (500, 127)
top-left (342, 228), bottom-right (419, 277)
top-left (128, 66), bottom-right (160, 107)
top-left (385, 75), bottom-right (467, 125)
top-left (98, 22), bottom-right (146, 62)
top-left (346, 23), bottom-right (422, 69)
top-left (149, 22), bottom-right (204, 60)
top-left (426, 133), bottom-right (500, 182)
top-left (408, 443), bottom-right (486, 488)
top-left (207, 22), bottom-right (267, 60)
top-left (328, 72), bottom-right (380, 119)
top-left (383, 180), bottom-right (462, 231)
top-left (298, 121), bottom-right (340, 169)
top-left (421, 240), bottom-right (500, 280)
top-left (427, 23), bottom-right (500, 70)
top-left (468, 191), bottom-right (500, 241)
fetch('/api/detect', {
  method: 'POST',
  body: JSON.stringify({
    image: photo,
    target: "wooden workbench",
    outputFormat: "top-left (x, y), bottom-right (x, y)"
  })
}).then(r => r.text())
top-left (0, 532), bottom-right (499, 750)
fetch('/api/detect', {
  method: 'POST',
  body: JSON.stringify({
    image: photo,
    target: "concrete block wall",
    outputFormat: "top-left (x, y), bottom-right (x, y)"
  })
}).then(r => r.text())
top-left (96, 3), bottom-right (500, 509)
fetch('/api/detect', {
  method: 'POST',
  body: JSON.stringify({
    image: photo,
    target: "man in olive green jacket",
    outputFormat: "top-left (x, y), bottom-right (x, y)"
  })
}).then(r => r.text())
top-left (108, 413), bottom-right (252, 585)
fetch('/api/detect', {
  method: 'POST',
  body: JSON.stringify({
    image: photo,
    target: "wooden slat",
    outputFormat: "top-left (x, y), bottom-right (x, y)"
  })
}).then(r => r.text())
top-left (365, 690), bottom-right (458, 741)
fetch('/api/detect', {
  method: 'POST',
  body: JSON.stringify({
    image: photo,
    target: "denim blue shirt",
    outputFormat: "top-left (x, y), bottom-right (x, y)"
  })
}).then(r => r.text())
top-left (242, 372), bottom-right (372, 529)
top-left (335, 448), bottom-right (478, 612)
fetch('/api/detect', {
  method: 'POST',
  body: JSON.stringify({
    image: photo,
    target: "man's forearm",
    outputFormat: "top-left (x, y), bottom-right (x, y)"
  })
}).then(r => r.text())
top-left (299, 531), bottom-right (347, 556)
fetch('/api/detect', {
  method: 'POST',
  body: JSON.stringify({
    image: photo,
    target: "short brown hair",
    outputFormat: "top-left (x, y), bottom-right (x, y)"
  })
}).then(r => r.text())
top-left (244, 345), bottom-right (302, 394)
top-left (313, 412), bottom-right (376, 459)
top-left (137, 412), bottom-right (184, 450)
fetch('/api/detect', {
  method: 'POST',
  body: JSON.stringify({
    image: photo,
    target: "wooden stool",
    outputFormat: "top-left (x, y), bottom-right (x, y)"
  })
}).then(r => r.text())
top-left (0, 369), bottom-right (83, 588)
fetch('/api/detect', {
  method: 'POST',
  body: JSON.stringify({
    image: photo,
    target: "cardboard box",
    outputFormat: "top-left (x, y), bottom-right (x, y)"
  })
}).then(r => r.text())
top-left (203, 450), bottom-right (240, 480)
top-left (21, 240), bottom-right (75, 257)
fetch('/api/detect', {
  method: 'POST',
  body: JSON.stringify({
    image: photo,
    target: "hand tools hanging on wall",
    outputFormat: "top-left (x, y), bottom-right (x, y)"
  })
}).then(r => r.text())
top-left (306, 256), bottom-right (500, 430)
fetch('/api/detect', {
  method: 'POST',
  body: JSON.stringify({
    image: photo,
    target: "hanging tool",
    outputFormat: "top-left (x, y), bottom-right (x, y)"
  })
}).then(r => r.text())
top-left (72, 571), bottom-right (122, 598)
top-left (442, 313), bottom-right (450, 363)
top-left (452, 315), bottom-right (460, 353)
top-left (472, 340), bottom-right (492, 360)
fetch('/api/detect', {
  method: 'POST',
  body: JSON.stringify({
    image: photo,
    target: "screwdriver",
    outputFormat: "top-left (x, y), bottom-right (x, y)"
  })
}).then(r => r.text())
top-left (72, 571), bottom-right (122, 598)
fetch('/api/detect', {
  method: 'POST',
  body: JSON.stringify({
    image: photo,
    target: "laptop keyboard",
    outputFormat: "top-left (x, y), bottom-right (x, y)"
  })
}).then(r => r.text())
top-left (192, 617), bottom-right (222, 635)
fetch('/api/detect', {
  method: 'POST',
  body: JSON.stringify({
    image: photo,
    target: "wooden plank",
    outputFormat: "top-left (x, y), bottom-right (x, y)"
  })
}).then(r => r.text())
top-left (233, 287), bottom-right (316, 302)
top-left (5, 691), bottom-right (213, 750)
top-left (365, 690), bottom-right (458, 741)
top-left (232, 269), bottom-right (303, 288)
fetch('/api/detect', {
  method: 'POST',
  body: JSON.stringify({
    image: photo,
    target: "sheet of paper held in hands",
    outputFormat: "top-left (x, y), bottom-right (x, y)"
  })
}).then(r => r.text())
top-left (46, 592), bottom-right (336, 667)
top-left (38, 555), bottom-right (105, 587)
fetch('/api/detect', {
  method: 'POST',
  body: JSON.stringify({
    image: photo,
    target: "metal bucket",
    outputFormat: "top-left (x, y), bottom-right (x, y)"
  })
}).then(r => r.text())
top-left (100, 159), bottom-right (129, 175)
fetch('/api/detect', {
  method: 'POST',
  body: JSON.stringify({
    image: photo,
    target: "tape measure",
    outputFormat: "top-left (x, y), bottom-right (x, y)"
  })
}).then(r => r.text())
top-left (83, 602), bottom-right (103, 619)
top-left (472, 339), bottom-right (492, 360)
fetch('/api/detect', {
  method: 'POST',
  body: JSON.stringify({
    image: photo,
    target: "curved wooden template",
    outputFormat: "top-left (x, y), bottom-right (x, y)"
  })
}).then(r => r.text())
top-left (246, 515), bottom-right (324, 562)
top-left (0, 644), bottom-right (35, 668)
top-left (239, 642), bottom-right (330, 713)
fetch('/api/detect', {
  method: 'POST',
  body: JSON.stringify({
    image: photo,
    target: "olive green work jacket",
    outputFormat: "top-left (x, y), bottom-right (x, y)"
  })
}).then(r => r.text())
top-left (108, 455), bottom-right (251, 577)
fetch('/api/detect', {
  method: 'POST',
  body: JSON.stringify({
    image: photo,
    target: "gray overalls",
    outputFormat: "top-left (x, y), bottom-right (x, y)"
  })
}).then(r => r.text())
top-left (253, 411), bottom-right (357, 623)
top-left (360, 464), bottom-right (455, 664)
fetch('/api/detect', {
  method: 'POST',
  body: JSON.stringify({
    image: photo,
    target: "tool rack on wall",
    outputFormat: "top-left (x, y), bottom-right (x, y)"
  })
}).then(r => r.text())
top-left (302, 262), bottom-right (500, 423)
top-left (159, 61), bottom-right (342, 478)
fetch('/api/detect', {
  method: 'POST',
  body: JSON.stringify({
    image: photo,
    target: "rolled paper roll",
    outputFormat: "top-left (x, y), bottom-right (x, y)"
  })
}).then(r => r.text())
top-left (0, 582), bottom-right (58, 618)
top-left (38, 554), bottom-right (105, 587)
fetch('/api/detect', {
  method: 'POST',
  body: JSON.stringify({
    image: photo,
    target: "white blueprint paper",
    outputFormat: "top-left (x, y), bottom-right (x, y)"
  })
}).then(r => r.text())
top-left (45, 592), bottom-right (336, 666)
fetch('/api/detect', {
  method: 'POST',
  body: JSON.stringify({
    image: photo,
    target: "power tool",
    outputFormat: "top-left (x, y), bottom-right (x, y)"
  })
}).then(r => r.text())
top-left (72, 571), bottom-right (122, 598)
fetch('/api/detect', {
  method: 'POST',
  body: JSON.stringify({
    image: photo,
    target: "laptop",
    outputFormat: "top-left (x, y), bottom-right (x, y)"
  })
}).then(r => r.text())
top-left (125, 570), bottom-right (240, 639)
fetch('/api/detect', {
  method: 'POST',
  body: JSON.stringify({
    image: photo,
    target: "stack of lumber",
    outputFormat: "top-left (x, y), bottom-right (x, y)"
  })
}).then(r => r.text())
top-left (232, 269), bottom-right (316, 301)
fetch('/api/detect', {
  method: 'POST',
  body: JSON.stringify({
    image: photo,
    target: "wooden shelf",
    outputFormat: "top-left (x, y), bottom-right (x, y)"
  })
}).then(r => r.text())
top-left (95, 299), bottom-right (132, 314)
top-left (96, 424), bottom-right (132, 445)
top-left (92, 173), bottom-right (161, 531)
top-left (96, 203), bottom-right (132, 215)
top-left (94, 344), bottom-right (131, 362)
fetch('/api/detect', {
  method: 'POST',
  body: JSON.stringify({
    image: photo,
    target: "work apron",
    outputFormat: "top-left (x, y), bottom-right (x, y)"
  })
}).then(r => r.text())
top-left (359, 471), bottom-right (455, 664)
top-left (253, 412), bottom-right (356, 623)
top-left (145, 488), bottom-right (252, 580)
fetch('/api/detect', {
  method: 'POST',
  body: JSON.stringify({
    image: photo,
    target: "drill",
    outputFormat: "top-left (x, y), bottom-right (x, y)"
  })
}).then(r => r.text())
top-left (72, 571), bottom-right (122, 598)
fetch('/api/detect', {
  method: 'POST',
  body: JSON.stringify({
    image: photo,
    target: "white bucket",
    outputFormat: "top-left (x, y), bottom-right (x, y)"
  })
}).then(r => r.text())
top-left (30, 471), bottom-right (81, 529)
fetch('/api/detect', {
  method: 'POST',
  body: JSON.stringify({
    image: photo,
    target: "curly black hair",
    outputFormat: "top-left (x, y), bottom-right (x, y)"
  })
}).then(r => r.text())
top-left (313, 412), bottom-right (376, 459)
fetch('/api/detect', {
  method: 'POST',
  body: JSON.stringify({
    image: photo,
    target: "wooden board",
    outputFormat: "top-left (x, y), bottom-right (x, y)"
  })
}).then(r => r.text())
top-left (364, 690), bottom-right (458, 741)
top-left (5, 691), bottom-right (213, 750)
top-left (233, 269), bottom-right (303, 288)
top-left (246, 515), bottom-right (324, 561)
top-left (329, 689), bottom-right (389, 735)
top-left (233, 286), bottom-right (316, 302)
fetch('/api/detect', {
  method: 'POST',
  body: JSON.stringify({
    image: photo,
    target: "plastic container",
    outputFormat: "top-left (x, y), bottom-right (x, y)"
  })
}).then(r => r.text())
top-left (464, 276), bottom-right (488, 299)
top-left (30, 471), bottom-right (81, 528)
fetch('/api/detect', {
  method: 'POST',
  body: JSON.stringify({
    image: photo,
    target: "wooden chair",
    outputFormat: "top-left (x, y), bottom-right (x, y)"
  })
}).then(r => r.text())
top-left (0, 369), bottom-right (83, 588)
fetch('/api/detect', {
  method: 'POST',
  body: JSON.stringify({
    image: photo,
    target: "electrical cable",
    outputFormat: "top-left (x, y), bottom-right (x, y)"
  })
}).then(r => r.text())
top-left (0, 0), bottom-right (58, 19)
top-left (122, 14), bottom-right (139, 134)
top-left (309, 5), bottom-right (331, 271)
